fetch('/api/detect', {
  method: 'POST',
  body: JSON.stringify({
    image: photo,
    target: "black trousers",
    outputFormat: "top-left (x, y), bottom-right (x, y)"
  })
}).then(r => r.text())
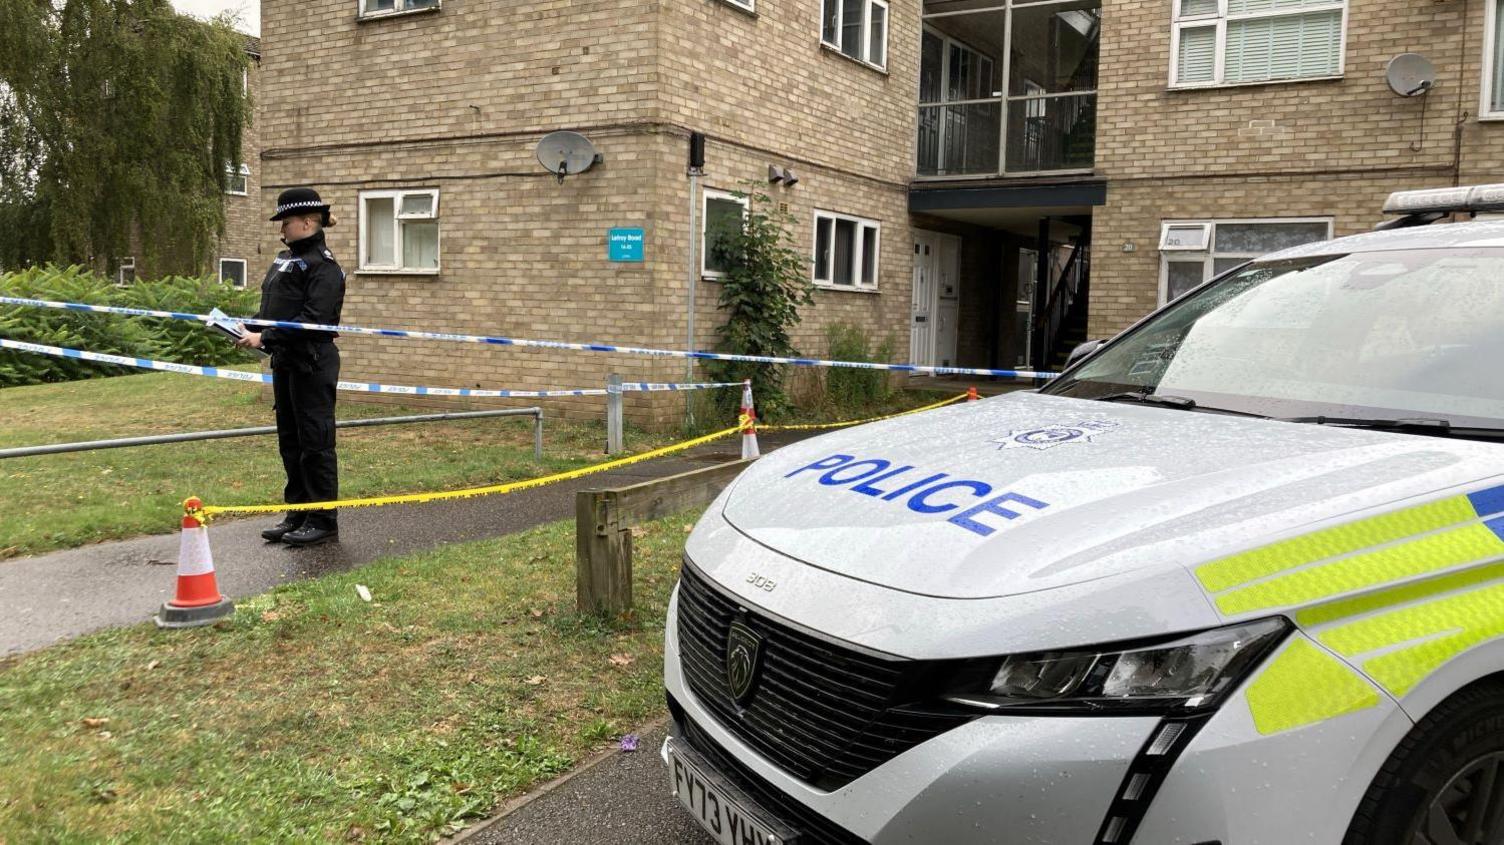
top-left (272, 344), bottom-right (339, 529)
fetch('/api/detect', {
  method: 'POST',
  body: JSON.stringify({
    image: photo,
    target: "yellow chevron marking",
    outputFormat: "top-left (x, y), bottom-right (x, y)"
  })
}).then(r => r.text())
top-left (1195, 496), bottom-right (1476, 593)
top-left (1214, 523), bottom-right (1504, 616)
top-left (1244, 638), bottom-right (1380, 735)
top-left (1296, 562), bottom-right (1504, 629)
top-left (1318, 580), bottom-right (1504, 697)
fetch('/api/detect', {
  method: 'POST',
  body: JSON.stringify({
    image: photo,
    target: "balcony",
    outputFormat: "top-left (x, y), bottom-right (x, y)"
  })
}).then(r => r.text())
top-left (917, 0), bottom-right (1099, 180)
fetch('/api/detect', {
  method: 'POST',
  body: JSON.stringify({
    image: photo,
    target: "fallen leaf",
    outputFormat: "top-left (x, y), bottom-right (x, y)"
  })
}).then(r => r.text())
top-left (683, 524), bottom-right (693, 533)
top-left (529, 608), bottom-right (545, 618)
top-left (609, 653), bottom-right (634, 667)
top-left (82, 717), bottom-right (109, 728)
top-left (260, 611), bottom-right (281, 622)
top-left (629, 526), bottom-right (648, 538)
top-left (97, 731), bottom-right (113, 739)
top-left (524, 675), bottom-right (546, 686)
top-left (355, 585), bottom-right (372, 602)
top-left (145, 660), bottom-right (160, 671)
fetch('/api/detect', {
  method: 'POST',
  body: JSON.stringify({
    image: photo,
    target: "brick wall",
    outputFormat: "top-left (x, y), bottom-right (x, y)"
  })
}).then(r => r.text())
top-left (216, 43), bottom-right (264, 287)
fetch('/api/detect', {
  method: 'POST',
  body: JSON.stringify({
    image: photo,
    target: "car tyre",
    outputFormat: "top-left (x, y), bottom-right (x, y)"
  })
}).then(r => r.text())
top-left (1343, 677), bottom-right (1504, 845)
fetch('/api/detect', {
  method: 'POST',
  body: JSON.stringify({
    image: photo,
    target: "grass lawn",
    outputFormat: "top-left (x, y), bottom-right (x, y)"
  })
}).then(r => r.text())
top-left (0, 370), bottom-right (676, 559)
top-left (0, 512), bottom-right (692, 842)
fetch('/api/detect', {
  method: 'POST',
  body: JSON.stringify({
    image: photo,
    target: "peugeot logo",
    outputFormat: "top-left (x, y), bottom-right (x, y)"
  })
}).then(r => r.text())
top-left (725, 617), bottom-right (764, 705)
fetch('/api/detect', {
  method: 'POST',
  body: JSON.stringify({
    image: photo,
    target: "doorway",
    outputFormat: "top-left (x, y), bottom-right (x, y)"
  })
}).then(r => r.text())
top-left (912, 230), bottom-right (961, 368)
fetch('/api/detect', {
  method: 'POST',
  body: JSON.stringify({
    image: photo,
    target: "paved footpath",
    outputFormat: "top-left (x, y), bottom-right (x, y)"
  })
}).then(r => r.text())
top-left (0, 432), bottom-right (806, 656)
top-left (457, 721), bottom-right (713, 845)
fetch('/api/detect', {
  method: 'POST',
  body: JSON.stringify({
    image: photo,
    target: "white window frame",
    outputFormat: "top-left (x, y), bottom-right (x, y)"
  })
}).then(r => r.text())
top-left (1168, 0), bottom-right (1348, 90)
top-left (812, 210), bottom-right (881, 291)
top-left (219, 258), bottom-right (247, 289)
top-left (358, 188), bottom-right (442, 275)
top-left (357, 0), bottom-right (440, 21)
top-left (719, 0), bottom-right (754, 12)
top-left (224, 163), bottom-right (250, 196)
top-left (1157, 217), bottom-right (1333, 304)
top-left (114, 257), bottom-right (136, 287)
top-left (821, 0), bottom-right (889, 72)
top-left (1484, 0), bottom-right (1504, 120)
top-left (701, 188), bottom-right (748, 280)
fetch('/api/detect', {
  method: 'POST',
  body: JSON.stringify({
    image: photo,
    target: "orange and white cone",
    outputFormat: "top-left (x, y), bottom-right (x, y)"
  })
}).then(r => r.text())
top-left (739, 380), bottom-right (760, 460)
top-left (967, 386), bottom-right (980, 402)
top-left (154, 497), bottom-right (235, 629)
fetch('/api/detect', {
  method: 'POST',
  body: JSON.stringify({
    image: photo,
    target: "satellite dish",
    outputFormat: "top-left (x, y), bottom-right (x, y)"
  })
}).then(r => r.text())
top-left (536, 131), bottom-right (602, 183)
top-left (1386, 53), bottom-right (1436, 97)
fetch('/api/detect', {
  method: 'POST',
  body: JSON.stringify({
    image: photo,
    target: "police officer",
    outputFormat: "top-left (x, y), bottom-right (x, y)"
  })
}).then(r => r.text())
top-left (237, 187), bottom-right (346, 546)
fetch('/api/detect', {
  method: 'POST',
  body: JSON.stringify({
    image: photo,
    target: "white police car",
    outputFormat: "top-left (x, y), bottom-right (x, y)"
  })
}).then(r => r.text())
top-left (662, 185), bottom-right (1504, 844)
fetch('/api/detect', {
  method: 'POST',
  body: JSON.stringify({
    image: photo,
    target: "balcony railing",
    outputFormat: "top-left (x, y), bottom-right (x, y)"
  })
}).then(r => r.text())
top-left (917, 91), bottom-right (1096, 179)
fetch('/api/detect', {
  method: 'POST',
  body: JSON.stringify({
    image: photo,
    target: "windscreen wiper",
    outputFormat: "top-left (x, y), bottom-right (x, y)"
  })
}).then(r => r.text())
top-left (1279, 416), bottom-right (1504, 440)
top-left (1094, 391), bottom-right (1269, 418)
top-left (1280, 416), bottom-right (1452, 430)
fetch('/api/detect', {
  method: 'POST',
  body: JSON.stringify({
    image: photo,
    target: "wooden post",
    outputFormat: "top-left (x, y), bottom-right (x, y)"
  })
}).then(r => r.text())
top-left (575, 458), bottom-right (755, 615)
top-left (576, 489), bottom-right (633, 615)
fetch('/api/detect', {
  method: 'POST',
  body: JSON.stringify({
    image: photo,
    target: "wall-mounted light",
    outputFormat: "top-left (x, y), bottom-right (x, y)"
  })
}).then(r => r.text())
top-left (768, 165), bottom-right (785, 184)
top-left (782, 168), bottom-right (799, 186)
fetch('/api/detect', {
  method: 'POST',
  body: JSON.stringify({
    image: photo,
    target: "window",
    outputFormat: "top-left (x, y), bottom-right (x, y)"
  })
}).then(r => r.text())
top-left (219, 258), bottom-right (247, 288)
top-left (358, 0), bottom-right (438, 18)
top-left (1485, 0), bottom-right (1504, 118)
top-left (360, 188), bottom-right (440, 273)
top-left (1159, 218), bottom-right (1331, 303)
top-left (114, 257), bottom-right (136, 286)
top-left (813, 211), bottom-right (880, 289)
top-left (224, 163), bottom-right (249, 196)
top-left (720, 0), bottom-right (754, 11)
top-left (821, 0), bottom-right (888, 69)
top-left (917, 0), bottom-right (1099, 177)
top-left (702, 189), bottom-right (747, 278)
top-left (1171, 0), bottom-right (1346, 88)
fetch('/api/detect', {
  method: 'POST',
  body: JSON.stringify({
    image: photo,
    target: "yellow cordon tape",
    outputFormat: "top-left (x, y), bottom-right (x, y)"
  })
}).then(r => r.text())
top-left (759, 393), bottom-right (968, 432)
top-left (195, 393), bottom-right (973, 518)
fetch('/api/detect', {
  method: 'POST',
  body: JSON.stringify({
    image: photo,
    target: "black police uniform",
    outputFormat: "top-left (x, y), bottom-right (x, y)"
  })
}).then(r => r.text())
top-left (254, 227), bottom-right (346, 536)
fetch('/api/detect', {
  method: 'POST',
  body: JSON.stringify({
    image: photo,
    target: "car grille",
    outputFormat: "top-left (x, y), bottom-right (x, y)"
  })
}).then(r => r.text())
top-left (675, 562), bottom-right (978, 791)
top-left (670, 694), bottom-right (869, 845)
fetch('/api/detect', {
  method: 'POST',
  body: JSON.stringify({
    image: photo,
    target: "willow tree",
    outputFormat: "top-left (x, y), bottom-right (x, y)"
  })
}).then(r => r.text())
top-left (0, 0), bottom-right (249, 273)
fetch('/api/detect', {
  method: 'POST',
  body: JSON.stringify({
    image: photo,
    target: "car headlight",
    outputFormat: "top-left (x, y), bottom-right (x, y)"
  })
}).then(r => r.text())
top-left (944, 616), bottom-right (1290, 714)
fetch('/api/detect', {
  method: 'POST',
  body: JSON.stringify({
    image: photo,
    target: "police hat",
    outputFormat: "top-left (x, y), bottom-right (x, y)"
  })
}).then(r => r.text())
top-left (270, 187), bottom-right (331, 222)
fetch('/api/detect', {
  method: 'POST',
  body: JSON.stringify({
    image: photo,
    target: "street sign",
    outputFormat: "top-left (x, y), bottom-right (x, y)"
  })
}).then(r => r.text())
top-left (608, 228), bottom-right (645, 262)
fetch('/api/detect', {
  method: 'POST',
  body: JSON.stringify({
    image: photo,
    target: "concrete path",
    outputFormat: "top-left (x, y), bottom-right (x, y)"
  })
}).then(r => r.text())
top-left (457, 721), bottom-right (713, 845)
top-left (0, 433), bottom-right (802, 655)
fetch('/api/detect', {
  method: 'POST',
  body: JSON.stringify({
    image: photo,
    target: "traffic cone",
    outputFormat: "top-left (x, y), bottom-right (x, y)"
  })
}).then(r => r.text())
top-left (739, 380), bottom-right (760, 460)
top-left (967, 386), bottom-right (980, 402)
top-left (154, 497), bottom-right (235, 629)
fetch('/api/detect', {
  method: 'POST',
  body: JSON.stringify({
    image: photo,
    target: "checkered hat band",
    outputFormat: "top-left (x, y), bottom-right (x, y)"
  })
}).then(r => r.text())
top-left (276, 200), bottom-right (326, 214)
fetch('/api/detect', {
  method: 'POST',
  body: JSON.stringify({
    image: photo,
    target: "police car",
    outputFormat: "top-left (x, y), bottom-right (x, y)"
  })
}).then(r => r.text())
top-left (662, 185), bottom-right (1504, 844)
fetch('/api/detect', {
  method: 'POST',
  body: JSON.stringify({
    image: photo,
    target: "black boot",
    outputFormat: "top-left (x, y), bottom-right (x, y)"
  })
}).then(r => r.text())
top-left (261, 517), bottom-right (306, 542)
top-left (283, 523), bottom-right (338, 546)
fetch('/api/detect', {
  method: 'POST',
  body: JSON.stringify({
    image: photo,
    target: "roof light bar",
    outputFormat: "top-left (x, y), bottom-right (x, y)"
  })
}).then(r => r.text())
top-left (1383, 184), bottom-right (1504, 215)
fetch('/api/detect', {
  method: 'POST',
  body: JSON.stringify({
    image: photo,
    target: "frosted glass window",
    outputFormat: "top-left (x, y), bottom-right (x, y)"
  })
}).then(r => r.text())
top-left (360, 189), bottom-right (440, 272)
top-left (365, 197), bottom-right (396, 267)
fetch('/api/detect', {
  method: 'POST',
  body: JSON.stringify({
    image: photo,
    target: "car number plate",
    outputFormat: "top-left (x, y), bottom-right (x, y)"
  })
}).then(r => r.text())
top-left (666, 737), bottom-right (795, 845)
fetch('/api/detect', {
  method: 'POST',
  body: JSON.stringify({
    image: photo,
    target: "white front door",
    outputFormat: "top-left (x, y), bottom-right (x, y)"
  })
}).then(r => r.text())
top-left (934, 234), bottom-right (960, 368)
top-left (911, 233), bottom-right (937, 368)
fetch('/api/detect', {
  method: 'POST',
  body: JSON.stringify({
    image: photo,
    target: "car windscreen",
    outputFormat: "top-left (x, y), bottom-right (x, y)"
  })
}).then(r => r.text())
top-left (1045, 248), bottom-right (1504, 428)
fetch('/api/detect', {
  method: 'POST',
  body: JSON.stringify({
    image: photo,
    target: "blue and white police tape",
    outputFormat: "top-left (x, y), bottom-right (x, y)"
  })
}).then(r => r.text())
top-left (0, 338), bottom-right (741, 397)
top-left (0, 296), bottom-right (1060, 380)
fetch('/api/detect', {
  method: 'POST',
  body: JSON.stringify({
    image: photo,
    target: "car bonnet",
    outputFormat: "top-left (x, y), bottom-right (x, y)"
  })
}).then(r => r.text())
top-left (719, 393), bottom-right (1504, 600)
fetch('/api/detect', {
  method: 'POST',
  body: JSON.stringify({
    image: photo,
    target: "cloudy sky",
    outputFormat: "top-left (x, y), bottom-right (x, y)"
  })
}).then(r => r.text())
top-left (171, 0), bottom-right (259, 36)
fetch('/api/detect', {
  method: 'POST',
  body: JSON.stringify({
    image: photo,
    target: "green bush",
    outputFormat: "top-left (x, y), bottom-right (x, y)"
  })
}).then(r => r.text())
top-left (0, 265), bottom-right (259, 387)
top-left (823, 322), bottom-right (895, 412)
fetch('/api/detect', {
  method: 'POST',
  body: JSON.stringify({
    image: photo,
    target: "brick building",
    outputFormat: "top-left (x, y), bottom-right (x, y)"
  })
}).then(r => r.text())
top-left (255, 0), bottom-right (1504, 422)
top-left (215, 36), bottom-right (264, 290)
